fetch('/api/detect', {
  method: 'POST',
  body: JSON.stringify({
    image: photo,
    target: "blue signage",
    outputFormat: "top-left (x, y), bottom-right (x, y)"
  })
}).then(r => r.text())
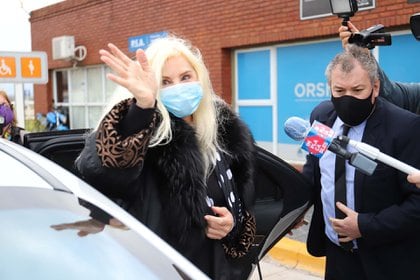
top-left (378, 34), bottom-right (420, 83)
top-left (277, 40), bottom-right (342, 143)
top-left (128, 31), bottom-right (168, 52)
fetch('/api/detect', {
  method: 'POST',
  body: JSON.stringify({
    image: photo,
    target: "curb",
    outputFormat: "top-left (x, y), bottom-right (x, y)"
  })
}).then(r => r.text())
top-left (268, 237), bottom-right (325, 277)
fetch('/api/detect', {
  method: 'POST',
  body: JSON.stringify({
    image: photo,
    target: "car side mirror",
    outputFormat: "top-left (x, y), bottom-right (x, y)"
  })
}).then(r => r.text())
top-left (410, 13), bottom-right (420, 41)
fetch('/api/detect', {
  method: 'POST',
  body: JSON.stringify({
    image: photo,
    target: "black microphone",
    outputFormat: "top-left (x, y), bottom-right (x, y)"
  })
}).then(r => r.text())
top-left (284, 116), bottom-right (378, 175)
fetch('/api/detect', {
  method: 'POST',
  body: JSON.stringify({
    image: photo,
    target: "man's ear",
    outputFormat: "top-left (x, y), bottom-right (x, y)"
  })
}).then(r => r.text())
top-left (372, 79), bottom-right (380, 99)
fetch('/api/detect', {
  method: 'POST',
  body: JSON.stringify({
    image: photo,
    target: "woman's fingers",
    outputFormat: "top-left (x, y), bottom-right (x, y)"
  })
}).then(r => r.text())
top-left (100, 49), bottom-right (130, 78)
top-left (204, 207), bottom-right (234, 240)
top-left (98, 43), bottom-right (158, 106)
top-left (107, 43), bottom-right (135, 68)
top-left (136, 49), bottom-right (150, 73)
top-left (100, 48), bottom-right (139, 89)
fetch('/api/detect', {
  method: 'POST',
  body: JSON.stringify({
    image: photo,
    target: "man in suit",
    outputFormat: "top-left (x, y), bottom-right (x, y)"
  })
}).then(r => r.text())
top-left (302, 45), bottom-right (420, 280)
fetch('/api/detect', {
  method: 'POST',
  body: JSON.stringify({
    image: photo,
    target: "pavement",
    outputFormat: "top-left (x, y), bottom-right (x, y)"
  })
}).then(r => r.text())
top-left (250, 206), bottom-right (326, 279)
top-left (249, 255), bottom-right (322, 280)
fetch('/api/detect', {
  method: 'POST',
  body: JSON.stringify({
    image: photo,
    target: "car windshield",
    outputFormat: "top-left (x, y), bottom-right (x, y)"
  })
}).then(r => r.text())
top-left (0, 187), bottom-right (164, 280)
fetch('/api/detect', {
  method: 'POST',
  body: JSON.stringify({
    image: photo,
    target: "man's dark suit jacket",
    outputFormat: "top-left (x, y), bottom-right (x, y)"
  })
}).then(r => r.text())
top-left (302, 97), bottom-right (420, 280)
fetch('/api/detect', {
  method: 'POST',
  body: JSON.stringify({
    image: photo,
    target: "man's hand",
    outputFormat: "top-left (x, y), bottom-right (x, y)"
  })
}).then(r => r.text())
top-left (329, 202), bottom-right (361, 242)
top-left (339, 21), bottom-right (359, 49)
top-left (407, 171), bottom-right (420, 188)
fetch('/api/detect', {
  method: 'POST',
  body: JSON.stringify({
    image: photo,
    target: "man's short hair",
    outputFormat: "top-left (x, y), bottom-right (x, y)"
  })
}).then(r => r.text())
top-left (325, 45), bottom-right (379, 85)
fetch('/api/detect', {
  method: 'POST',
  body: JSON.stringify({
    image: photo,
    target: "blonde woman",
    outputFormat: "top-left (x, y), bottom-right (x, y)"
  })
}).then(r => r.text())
top-left (76, 36), bottom-right (256, 279)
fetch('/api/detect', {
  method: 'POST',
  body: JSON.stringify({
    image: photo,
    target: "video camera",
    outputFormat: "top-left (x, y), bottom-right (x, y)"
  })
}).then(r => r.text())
top-left (348, 24), bottom-right (392, 50)
top-left (329, 0), bottom-right (392, 49)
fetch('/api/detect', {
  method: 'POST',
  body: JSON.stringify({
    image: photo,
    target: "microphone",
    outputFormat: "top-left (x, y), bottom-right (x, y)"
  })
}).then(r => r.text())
top-left (284, 116), bottom-right (419, 175)
top-left (338, 135), bottom-right (419, 175)
top-left (284, 116), bottom-right (378, 175)
top-left (284, 116), bottom-right (310, 142)
top-left (284, 116), bottom-right (337, 158)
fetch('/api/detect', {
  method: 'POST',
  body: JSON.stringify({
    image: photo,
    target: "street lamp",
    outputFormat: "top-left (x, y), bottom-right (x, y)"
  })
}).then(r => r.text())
top-left (329, 0), bottom-right (358, 26)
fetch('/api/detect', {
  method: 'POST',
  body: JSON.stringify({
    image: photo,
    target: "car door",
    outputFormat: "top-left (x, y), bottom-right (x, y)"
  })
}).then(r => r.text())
top-left (22, 129), bottom-right (314, 279)
top-left (23, 129), bottom-right (91, 175)
top-left (228, 145), bottom-right (313, 279)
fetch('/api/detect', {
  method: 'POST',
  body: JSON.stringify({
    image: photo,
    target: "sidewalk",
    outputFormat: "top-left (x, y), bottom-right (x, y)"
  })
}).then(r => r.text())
top-left (250, 254), bottom-right (322, 280)
top-left (269, 237), bottom-right (325, 277)
top-left (252, 206), bottom-right (326, 279)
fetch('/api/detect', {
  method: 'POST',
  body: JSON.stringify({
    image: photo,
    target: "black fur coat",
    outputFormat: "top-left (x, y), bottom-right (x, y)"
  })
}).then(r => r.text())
top-left (76, 99), bottom-right (256, 245)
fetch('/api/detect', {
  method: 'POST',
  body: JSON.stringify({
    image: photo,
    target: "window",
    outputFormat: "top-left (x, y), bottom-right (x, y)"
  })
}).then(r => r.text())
top-left (53, 65), bottom-right (116, 129)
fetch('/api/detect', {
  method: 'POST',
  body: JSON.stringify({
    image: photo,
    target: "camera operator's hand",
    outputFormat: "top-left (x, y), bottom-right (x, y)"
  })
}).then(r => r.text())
top-left (339, 21), bottom-right (359, 49)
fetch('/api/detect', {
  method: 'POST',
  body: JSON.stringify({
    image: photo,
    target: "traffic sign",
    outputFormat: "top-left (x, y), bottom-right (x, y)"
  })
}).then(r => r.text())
top-left (0, 51), bottom-right (48, 84)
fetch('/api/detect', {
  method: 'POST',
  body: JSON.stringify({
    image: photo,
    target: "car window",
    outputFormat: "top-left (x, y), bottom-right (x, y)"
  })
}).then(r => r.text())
top-left (0, 187), bottom-right (180, 280)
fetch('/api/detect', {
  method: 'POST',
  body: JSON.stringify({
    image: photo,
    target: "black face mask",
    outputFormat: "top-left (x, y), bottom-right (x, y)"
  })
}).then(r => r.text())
top-left (331, 90), bottom-right (375, 126)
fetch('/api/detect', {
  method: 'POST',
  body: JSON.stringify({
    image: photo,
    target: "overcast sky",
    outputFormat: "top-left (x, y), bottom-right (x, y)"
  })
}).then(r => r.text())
top-left (0, 0), bottom-right (65, 52)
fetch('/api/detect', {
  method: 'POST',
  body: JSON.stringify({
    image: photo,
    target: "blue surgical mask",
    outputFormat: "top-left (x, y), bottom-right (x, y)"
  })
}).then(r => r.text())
top-left (159, 82), bottom-right (203, 118)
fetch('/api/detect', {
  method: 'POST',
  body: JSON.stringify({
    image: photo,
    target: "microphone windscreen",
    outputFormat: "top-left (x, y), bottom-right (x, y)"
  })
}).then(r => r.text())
top-left (284, 116), bottom-right (310, 141)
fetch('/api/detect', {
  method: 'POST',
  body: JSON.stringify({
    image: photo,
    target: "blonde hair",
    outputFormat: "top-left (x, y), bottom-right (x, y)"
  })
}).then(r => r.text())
top-left (103, 35), bottom-right (223, 175)
top-left (0, 90), bottom-right (12, 105)
top-left (147, 36), bottom-right (223, 175)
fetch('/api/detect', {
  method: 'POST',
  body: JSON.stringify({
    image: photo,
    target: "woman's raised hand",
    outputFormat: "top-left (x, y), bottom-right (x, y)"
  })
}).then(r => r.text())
top-left (99, 43), bottom-right (158, 108)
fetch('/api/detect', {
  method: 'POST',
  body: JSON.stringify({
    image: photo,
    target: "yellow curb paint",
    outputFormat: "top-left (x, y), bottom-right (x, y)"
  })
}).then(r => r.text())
top-left (268, 237), bottom-right (325, 277)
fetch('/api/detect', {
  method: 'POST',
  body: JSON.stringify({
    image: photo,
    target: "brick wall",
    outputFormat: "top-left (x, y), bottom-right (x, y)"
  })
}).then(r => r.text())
top-left (30, 0), bottom-right (420, 113)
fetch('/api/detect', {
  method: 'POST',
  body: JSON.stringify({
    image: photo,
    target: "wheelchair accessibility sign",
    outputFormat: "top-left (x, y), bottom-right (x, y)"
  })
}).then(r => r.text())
top-left (0, 51), bottom-right (48, 84)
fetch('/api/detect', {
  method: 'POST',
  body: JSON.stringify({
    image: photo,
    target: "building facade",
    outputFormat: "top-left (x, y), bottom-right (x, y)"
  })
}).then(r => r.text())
top-left (30, 0), bottom-right (420, 161)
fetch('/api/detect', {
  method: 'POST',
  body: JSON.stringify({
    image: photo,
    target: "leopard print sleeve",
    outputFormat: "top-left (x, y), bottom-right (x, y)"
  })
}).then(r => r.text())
top-left (222, 210), bottom-right (256, 259)
top-left (96, 98), bottom-right (159, 169)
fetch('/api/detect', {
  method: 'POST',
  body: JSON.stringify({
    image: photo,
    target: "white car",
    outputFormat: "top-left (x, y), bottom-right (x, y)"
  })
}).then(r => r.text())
top-left (1, 129), bottom-right (312, 279)
top-left (0, 138), bottom-right (210, 280)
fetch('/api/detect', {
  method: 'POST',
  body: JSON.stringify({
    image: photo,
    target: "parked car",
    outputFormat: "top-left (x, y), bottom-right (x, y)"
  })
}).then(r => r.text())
top-left (0, 138), bottom-right (209, 280)
top-left (3, 129), bottom-right (313, 279)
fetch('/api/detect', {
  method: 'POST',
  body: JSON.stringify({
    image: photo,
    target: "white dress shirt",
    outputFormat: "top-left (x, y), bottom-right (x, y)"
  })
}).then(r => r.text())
top-left (319, 117), bottom-right (366, 247)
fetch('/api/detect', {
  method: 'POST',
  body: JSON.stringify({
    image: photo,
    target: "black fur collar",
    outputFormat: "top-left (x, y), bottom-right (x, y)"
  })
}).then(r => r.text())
top-left (147, 102), bottom-right (256, 242)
